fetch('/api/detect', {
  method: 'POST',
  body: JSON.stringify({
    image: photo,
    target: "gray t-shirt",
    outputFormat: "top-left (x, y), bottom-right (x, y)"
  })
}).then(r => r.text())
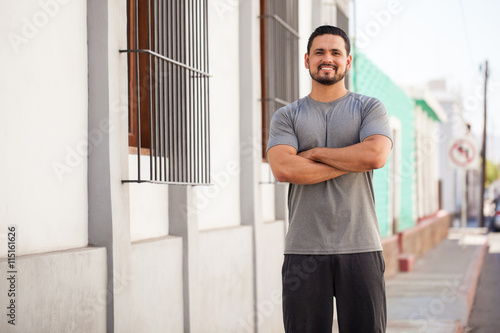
top-left (267, 92), bottom-right (392, 254)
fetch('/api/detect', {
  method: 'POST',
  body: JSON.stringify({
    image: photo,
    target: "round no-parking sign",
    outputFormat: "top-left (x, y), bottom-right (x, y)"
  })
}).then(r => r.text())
top-left (448, 137), bottom-right (479, 169)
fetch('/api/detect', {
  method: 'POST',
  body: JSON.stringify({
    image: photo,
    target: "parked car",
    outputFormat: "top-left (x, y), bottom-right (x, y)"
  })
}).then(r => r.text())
top-left (490, 199), bottom-right (500, 232)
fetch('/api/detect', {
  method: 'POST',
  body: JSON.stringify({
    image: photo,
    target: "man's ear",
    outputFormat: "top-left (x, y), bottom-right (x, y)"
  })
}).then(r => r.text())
top-left (304, 53), bottom-right (310, 69)
top-left (346, 54), bottom-right (353, 71)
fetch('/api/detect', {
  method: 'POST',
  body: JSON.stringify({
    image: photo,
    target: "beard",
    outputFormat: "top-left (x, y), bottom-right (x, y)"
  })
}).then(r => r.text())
top-left (309, 65), bottom-right (346, 86)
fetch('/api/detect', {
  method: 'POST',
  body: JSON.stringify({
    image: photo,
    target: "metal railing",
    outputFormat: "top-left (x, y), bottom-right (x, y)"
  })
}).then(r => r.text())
top-left (121, 0), bottom-right (211, 185)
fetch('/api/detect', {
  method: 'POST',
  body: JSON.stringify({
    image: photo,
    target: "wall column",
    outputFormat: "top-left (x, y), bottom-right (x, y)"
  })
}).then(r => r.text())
top-left (87, 0), bottom-right (132, 331)
top-left (169, 185), bottom-right (201, 333)
top-left (239, 0), bottom-right (264, 331)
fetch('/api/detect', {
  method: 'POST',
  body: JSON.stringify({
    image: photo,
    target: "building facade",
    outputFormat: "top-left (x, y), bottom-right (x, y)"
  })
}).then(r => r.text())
top-left (0, 1), bottom-right (352, 332)
top-left (352, 54), bottom-right (450, 276)
top-left (1, 1), bottom-right (453, 332)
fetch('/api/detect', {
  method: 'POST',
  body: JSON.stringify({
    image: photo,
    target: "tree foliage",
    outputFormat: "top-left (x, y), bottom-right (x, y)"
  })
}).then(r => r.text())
top-left (486, 159), bottom-right (499, 187)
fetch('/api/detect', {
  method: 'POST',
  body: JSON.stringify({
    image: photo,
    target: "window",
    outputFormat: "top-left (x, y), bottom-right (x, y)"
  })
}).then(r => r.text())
top-left (260, 0), bottom-right (299, 159)
top-left (122, 0), bottom-right (210, 184)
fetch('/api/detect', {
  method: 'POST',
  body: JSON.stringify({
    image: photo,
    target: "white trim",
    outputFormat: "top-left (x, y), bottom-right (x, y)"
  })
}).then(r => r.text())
top-left (389, 116), bottom-right (402, 235)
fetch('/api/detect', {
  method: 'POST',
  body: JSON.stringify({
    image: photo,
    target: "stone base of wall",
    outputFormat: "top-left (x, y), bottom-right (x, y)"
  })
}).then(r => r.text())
top-left (381, 235), bottom-right (399, 278)
top-left (381, 210), bottom-right (451, 278)
top-left (131, 236), bottom-right (183, 333)
top-left (400, 210), bottom-right (451, 256)
top-left (0, 247), bottom-right (107, 333)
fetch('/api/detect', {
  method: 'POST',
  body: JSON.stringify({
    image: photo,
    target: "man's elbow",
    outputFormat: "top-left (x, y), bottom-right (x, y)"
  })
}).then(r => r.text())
top-left (368, 155), bottom-right (388, 170)
top-left (362, 136), bottom-right (392, 170)
top-left (270, 162), bottom-right (296, 182)
top-left (272, 169), bottom-right (292, 183)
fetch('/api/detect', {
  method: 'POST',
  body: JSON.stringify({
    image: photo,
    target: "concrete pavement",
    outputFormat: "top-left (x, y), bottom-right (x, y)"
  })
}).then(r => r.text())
top-left (385, 228), bottom-right (488, 333)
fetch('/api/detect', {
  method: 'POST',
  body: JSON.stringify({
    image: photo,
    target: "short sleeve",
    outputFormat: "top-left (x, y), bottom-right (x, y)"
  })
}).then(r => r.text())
top-left (266, 107), bottom-right (299, 152)
top-left (359, 98), bottom-right (393, 145)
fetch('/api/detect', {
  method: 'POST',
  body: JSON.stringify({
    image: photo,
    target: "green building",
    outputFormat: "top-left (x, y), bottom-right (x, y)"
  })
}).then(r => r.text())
top-left (353, 52), bottom-right (446, 238)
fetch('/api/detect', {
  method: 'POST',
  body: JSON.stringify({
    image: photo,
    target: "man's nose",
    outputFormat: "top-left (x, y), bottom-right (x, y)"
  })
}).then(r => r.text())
top-left (322, 53), bottom-right (334, 62)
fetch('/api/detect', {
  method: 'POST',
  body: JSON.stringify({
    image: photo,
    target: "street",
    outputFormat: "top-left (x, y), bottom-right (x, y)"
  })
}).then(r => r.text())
top-left (466, 232), bottom-right (500, 332)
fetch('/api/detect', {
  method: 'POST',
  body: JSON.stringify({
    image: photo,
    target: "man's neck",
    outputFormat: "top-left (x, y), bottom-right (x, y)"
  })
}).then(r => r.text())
top-left (309, 80), bottom-right (349, 103)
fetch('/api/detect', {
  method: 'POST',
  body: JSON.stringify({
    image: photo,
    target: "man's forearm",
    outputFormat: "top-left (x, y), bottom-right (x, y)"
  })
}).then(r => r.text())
top-left (298, 136), bottom-right (391, 173)
top-left (277, 155), bottom-right (347, 185)
top-left (300, 146), bottom-right (379, 173)
top-left (267, 145), bottom-right (348, 185)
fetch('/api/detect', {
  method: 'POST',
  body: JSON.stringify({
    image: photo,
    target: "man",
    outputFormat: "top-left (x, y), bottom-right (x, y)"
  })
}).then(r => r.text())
top-left (267, 25), bottom-right (392, 332)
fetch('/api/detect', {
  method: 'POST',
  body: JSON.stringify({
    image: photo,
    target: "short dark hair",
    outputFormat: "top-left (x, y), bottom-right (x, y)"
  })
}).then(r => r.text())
top-left (307, 25), bottom-right (351, 56)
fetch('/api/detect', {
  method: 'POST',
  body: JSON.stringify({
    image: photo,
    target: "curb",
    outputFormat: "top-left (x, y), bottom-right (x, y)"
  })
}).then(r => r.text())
top-left (463, 240), bottom-right (488, 327)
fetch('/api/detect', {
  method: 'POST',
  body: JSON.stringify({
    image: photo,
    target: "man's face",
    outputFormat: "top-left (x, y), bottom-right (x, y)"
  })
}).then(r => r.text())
top-left (305, 34), bottom-right (352, 86)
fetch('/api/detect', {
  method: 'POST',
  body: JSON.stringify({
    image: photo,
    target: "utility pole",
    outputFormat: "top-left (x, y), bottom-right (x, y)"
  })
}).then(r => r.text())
top-left (479, 60), bottom-right (488, 228)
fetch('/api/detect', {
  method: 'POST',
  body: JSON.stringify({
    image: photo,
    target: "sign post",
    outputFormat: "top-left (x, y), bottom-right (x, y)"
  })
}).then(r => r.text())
top-left (448, 136), bottom-right (479, 246)
top-left (448, 137), bottom-right (478, 169)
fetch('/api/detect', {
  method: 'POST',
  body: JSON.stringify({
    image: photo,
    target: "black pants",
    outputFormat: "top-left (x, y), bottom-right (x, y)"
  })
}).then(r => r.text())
top-left (282, 252), bottom-right (387, 333)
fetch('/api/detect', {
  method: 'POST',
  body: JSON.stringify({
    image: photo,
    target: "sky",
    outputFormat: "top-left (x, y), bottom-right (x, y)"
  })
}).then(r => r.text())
top-left (352, 0), bottom-right (500, 162)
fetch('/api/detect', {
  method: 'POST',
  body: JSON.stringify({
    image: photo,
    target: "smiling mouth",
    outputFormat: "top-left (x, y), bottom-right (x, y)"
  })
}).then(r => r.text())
top-left (319, 64), bottom-right (337, 72)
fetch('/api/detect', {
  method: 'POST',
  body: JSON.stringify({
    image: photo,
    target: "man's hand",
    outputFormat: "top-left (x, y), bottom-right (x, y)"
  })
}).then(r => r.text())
top-left (297, 149), bottom-right (315, 161)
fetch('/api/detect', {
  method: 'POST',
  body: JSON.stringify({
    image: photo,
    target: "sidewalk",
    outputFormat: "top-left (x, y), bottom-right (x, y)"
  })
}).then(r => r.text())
top-left (385, 228), bottom-right (488, 333)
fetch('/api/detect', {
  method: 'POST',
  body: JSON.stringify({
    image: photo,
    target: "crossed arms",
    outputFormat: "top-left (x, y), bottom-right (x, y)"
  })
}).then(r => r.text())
top-left (267, 135), bottom-right (392, 185)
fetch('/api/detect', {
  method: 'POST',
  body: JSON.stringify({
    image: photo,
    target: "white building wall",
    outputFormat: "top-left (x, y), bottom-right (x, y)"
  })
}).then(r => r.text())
top-left (298, 0), bottom-right (313, 99)
top-left (129, 181), bottom-right (169, 241)
top-left (194, 0), bottom-right (242, 230)
top-left (0, 0), bottom-right (88, 256)
top-left (261, 163), bottom-right (276, 222)
top-left (415, 107), bottom-right (440, 219)
top-left (436, 96), bottom-right (466, 216)
top-left (128, 153), bottom-right (169, 241)
top-left (0, 1), bottom-right (352, 332)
